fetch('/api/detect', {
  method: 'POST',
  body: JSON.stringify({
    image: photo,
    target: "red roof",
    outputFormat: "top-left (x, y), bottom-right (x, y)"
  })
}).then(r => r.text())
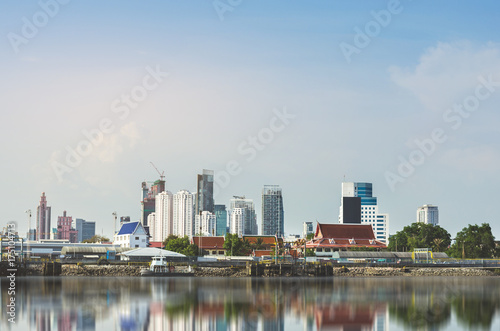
top-left (192, 236), bottom-right (225, 249)
top-left (243, 235), bottom-right (282, 246)
top-left (149, 241), bottom-right (163, 248)
top-left (315, 223), bottom-right (376, 240)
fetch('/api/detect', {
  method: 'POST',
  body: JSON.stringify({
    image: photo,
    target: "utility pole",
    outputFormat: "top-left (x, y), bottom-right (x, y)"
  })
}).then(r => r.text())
top-left (112, 212), bottom-right (117, 236)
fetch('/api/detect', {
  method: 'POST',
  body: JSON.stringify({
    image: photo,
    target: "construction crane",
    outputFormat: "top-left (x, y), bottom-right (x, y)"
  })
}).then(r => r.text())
top-left (150, 162), bottom-right (165, 181)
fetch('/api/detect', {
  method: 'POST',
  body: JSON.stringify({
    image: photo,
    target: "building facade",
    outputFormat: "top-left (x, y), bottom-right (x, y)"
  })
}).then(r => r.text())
top-left (339, 182), bottom-right (389, 243)
top-left (417, 204), bottom-right (439, 226)
top-left (303, 221), bottom-right (314, 238)
top-left (36, 192), bottom-right (51, 240)
top-left (173, 190), bottom-right (194, 238)
top-left (57, 211), bottom-right (78, 243)
top-left (152, 191), bottom-right (173, 242)
top-left (230, 208), bottom-right (245, 237)
top-left (261, 185), bottom-right (284, 237)
top-left (194, 211), bottom-right (216, 236)
top-left (230, 196), bottom-right (257, 235)
top-left (196, 169), bottom-right (214, 215)
top-left (74, 219), bottom-right (95, 243)
top-left (140, 179), bottom-right (166, 227)
top-left (214, 204), bottom-right (227, 236)
top-left (113, 221), bottom-right (149, 248)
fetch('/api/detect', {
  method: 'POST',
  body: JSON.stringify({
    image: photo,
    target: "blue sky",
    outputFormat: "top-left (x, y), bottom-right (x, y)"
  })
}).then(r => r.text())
top-left (1, 0), bottom-right (500, 239)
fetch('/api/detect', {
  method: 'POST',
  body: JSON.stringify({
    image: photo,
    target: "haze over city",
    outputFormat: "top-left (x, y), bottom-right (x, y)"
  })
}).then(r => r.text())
top-left (2, 1), bottom-right (500, 239)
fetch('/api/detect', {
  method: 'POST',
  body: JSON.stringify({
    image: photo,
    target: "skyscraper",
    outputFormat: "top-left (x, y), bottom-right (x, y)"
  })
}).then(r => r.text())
top-left (230, 208), bottom-right (245, 237)
top-left (230, 196), bottom-right (257, 235)
top-left (417, 204), bottom-right (439, 226)
top-left (75, 219), bottom-right (96, 242)
top-left (140, 179), bottom-right (166, 227)
top-left (196, 169), bottom-right (214, 215)
top-left (261, 185), bottom-right (284, 237)
top-left (339, 182), bottom-right (389, 243)
top-left (303, 221), bottom-right (313, 238)
top-left (36, 192), bottom-right (51, 240)
top-left (152, 191), bottom-right (174, 242)
top-left (173, 190), bottom-right (194, 238)
top-left (194, 211), bottom-right (216, 236)
top-left (214, 205), bottom-right (227, 236)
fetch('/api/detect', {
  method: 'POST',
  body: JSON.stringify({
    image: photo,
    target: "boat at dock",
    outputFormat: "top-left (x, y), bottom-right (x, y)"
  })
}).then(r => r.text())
top-left (140, 255), bottom-right (194, 277)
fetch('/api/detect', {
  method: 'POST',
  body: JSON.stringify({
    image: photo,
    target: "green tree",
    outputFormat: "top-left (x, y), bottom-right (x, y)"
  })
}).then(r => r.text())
top-left (387, 223), bottom-right (451, 252)
top-left (306, 233), bottom-right (314, 240)
top-left (162, 234), bottom-right (178, 248)
top-left (223, 233), bottom-right (249, 256)
top-left (165, 236), bottom-right (199, 256)
top-left (448, 223), bottom-right (496, 259)
top-left (82, 235), bottom-right (110, 243)
top-left (251, 238), bottom-right (266, 250)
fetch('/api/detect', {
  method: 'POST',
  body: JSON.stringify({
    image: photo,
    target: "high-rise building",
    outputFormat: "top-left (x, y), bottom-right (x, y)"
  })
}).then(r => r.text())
top-left (74, 219), bottom-right (96, 242)
top-left (417, 204), bottom-right (439, 226)
top-left (140, 179), bottom-right (166, 227)
top-left (196, 169), bottom-right (214, 215)
top-left (230, 208), bottom-right (245, 237)
top-left (173, 190), bottom-right (194, 238)
top-left (152, 191), bottom-right (173, 242)
top-left (303, 221), bottom-right (314, 238)
top-left (194, 211), bottom-right (216, 236)
top-left (230, 196), bottom-right (257, 235)
top-left (339, 182), bottom-right (389, 243)
top-left (261, 185), bottom-right (284, 237)
top-left (214, 205), bottom-right (227, 236)
top-left (36, 192), bottom-right (51, 240)
top-left (57, 211), bottom-right (78, 243)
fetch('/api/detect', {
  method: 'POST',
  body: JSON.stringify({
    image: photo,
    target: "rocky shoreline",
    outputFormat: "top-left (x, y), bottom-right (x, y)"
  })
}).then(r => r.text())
top-left (4, 265), bottom-right (499, 277)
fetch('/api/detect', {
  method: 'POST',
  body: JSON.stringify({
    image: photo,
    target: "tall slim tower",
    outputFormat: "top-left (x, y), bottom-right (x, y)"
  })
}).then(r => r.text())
top-left (230, 196), bottom-right (257, 235)
top-left (36, 192), bottom-right (51, 240)
top-left (417, 205), bottom-right (439, 226)
top-left (196, 169), bottom-right (214, 215)
top-left (339, 182), bottom-right (389, 243)
top-left (230, 208), bottom-right (245, 237)
top-left (173, 190), bottom-right (194, 238)
top-left (153, 191), bottom-right (174, 242)
top-left (261, 185), bottom-right (284, 237)
top-left (214, 205), bottom-right (228, 236)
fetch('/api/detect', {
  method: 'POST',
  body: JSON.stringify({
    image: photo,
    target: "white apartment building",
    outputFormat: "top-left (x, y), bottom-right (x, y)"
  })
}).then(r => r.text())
top-left (417, 204), bottom-right (439, 226)
top-left (173, 190), bottom-right (194, 238)
top-left (230, 208), bottom-right (245, 237)
top-left (151, 191), bottom-right (173, 242)
top-left (194, 211), bottom-right (216, 236)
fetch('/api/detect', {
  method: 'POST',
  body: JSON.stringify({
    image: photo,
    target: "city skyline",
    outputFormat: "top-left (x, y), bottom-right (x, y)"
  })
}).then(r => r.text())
top-left (2, 1), bottom-right (500, 239)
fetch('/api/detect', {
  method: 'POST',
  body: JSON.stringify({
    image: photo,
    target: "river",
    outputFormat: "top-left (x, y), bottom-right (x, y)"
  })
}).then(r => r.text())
top-left (1, 276), bottom-right (500, 330)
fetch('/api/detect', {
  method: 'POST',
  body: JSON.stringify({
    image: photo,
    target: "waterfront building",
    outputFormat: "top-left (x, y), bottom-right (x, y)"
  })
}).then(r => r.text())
top-left (57, 211), bottom-right (78, 243)
top-left (230, 196), bottom-right (257, 235)
top-left (191, 236), bottom-right (225, 256)
top-left (173, 190), bottom-right (195, 238)
top-left (261, 185), bottom-right (284, 237)
top-left (230, 208), bottom-right (245, 237)
top-left (113, 221), bottom-right (148, 248)
top-left (152, 191), bottom-right (173, 242)
top-left (303, 221), bottom-right (314, 238)
top-left (304, 223), bottom-right (386, 257)
top-left (338, 182), bottom-right (389, 243)
top-left (74, 218), bottom-right (96, 243)
top-left (214, 204), bottom-right (227, 236)
top-left (417, 204), bottom-right (439, 226)
top-left (36, 192), bottom-right (51, 240)
top-left (196, 169), bottom-right (214, 215)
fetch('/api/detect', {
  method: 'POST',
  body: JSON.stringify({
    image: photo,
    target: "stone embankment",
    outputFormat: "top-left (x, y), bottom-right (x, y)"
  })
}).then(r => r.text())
top-left (194, 267), bottom-right (247, 277)
top-left (330, 267), bottom-right (497, 277)
top-left (61, 265), bottom-right (143, 276)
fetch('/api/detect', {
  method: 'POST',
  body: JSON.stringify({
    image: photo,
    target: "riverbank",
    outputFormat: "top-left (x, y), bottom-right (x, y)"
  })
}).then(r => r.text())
top-left (3, 264), bottom-right (499, 277)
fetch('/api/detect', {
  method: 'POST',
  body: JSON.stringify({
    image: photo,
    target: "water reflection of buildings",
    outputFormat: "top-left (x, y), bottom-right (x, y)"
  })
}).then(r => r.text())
top-left (314, 304), bottom-right (387, 331)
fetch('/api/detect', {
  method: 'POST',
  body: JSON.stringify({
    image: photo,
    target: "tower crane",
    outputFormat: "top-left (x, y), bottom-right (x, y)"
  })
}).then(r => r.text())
top-left (150, 162), bottom-right (165, 181)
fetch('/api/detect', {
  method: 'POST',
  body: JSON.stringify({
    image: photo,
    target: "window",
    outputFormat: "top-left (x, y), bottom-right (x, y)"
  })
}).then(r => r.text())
top-left (135, 245), bottom-right (139, 248)
top-left (219, 251), bottom-right (224, 255)
top-left (324, 248), bottom-right (331, 252)
top-left (316, 248), bottom-right (323, 252)
top-left (135, 236), bottom-right (139, 240)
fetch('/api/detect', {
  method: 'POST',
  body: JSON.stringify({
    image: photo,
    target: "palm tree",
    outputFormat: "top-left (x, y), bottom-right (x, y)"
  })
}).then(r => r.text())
top-left (433, 238), bottom-right (444, 252)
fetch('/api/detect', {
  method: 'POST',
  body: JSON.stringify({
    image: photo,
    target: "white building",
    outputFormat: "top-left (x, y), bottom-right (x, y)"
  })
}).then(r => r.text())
top-left (152, 191), bottom-right (173, 242)
top-left (339, 182), bottom-right (389, 243)
top-left (417, 204), bottom-right (439, 226)
top-left (303, 221), bottom-right (314, 238)
top-left (230, 208), bottom-right (245, 237)
top-left (230, 196), bottom-right (257, 235)
top-left (194, 211), bottom-right (216, 236)
top-left (113, 221), bottom-right (148, 248)
top-left (173, 190), bottom-right (194, 238)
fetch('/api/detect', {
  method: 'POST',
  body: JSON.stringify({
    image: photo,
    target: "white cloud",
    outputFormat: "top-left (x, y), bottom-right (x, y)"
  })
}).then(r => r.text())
top-left (389, 41), bottom-right (500, 111)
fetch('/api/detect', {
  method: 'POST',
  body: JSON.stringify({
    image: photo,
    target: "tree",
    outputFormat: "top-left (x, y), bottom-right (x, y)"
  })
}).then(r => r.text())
top-left (82, 235), bottom-right (110, 243)
top-left (223, 233), bottom-right (250, 256)
top-left (306, 233), bottom-right (314, 240)
top-left (165, 236), bottom-right (199, 256)
top-left (162, 234), bottom-right (178, 248)
top-left (387, 223), bottom-right (451, 252)
top-left (251, 238), bottom-right (266, 250)
top-left (448, 223), bottom-right (496, 259)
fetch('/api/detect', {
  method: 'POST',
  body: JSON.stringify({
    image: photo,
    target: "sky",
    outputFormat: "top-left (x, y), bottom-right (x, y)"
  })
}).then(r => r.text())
top-left (1, 0), bottom-right (500, 240)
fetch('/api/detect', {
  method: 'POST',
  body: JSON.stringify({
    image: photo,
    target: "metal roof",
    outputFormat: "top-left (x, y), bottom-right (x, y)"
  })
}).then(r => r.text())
top-left (119, 247), bottom-right (186, 257)
top-left (117, 221), bottom-right (140, 235)
top-left (61, 246), bottom-right (132, 255)
top-left (335, 251), bottom-right (397, 259)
